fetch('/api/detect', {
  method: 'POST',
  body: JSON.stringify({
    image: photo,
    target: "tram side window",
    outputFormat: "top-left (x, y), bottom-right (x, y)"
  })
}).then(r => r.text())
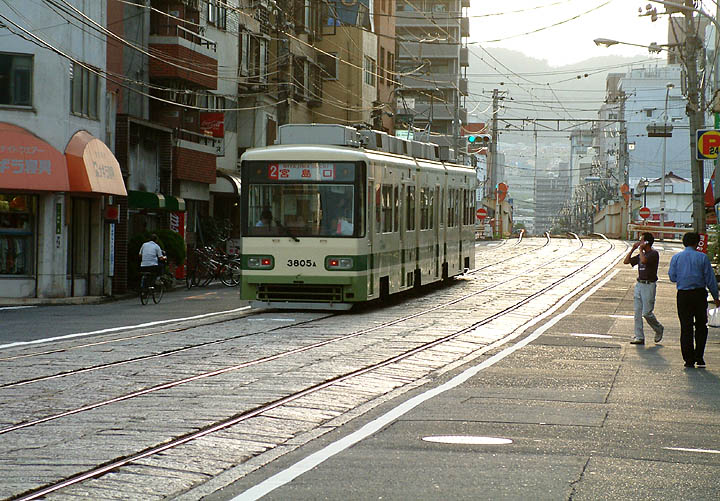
top-left (375, 184), bottom-right (381, 233)
top-left (382, 184), bottom-right (393, 233)
top-left (429, 187), bottom-right (435, 229)
top-left (393, 186), bottom-right (399, 232)
top-left (420, 187), bottom-right (432, 230)
top-left (462, 190), bottom-right (468, 225)
top-left (440, 188), bottom-right (445, 227)
top-left (447, 189), bottom-right (455, 227)
top-left (466, 189), bottom-right (473, 225)
top-left (406, 186), bottom-right (415, 231)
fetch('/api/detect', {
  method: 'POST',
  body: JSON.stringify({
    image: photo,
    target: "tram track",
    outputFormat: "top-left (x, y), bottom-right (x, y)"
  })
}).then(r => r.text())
top-left (8, 236), bottom-right (623, 501)
top-left (0, 236), bottom-right (571, 398)
top-left (1, 237), bottom-right (594, 434)
top-left (0, 236), bottom-right (552, 387)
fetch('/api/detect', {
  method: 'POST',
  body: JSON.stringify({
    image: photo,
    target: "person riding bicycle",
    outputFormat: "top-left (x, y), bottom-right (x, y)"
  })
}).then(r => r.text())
top-left (139, 234), bottom-right (166, 289)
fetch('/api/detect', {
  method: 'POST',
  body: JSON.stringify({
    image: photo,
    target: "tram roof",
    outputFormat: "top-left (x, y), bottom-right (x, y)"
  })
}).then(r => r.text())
top-left (240, 144), bottom-right (475, 173)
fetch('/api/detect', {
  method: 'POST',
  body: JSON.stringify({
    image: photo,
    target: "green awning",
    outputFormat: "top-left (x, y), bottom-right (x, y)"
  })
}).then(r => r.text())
top-left (128, 191), bottom-right (186, 211)
top-left (165, 196), bottom-right (186, 211)
top-left (128, 190), bottom-right (165, 209)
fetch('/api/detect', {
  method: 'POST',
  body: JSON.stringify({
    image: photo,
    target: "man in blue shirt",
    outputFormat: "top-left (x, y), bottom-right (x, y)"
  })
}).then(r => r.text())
top-left (668, 232), bottom-right (720, 368)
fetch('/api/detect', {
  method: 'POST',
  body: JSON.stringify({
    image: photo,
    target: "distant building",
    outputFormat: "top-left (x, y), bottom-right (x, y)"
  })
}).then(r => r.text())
top-left (394, 0), bottom-right (470, 157)
top-left (535, 174), bottom-right (571, 234)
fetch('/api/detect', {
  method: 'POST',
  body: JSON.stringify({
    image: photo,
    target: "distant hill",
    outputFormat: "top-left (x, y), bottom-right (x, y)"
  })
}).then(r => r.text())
top-left (466, 47), bottom-right (657, 132)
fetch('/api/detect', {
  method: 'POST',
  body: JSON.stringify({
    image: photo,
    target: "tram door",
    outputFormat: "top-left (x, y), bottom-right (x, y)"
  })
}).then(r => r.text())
top-left (367, 178), bottom-right (374, 297)
top-left (434, 185), bottom-right (440, 278)
top-left (399, 185), bottom-right (405, 286)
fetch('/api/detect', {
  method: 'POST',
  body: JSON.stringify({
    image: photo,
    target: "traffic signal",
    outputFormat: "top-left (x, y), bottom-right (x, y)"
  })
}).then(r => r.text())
top-left (467, 134), bottom-right (490, 146)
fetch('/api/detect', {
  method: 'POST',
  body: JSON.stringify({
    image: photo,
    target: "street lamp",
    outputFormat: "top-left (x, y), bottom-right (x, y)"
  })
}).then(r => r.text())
top-left (593, 38), bottom-right (669, 52)
top-left (641, 178), bottom-right (650, 208)
top-left (661, 82), bottom-right (674, 228)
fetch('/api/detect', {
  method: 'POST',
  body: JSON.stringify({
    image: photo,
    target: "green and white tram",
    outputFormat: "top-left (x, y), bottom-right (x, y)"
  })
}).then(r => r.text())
top-left (239, 124), bottom-right (477, 310)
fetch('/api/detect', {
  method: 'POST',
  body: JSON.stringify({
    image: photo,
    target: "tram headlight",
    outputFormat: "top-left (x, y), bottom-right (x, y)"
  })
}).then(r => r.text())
top-left (248, 256), bottom-right (274, 269)
top-left (326, 256), bottom-right (354, 270)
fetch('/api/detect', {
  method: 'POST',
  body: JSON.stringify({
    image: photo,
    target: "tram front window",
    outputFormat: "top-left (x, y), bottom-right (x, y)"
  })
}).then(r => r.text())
top-left (247, 184), bottom-right (358, 237)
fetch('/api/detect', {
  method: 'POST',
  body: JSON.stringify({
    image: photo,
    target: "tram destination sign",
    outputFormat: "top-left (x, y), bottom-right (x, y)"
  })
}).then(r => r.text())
top-left (249, 162), bottom-right (356, 182)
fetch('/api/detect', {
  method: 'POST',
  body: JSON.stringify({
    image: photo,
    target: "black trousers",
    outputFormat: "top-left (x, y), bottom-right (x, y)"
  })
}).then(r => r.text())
top-left (677, 288), bottom-right (708, 364)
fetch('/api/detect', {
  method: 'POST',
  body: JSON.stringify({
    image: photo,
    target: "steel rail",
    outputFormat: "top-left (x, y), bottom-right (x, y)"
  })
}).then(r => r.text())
top-left (12, 236), bottom-right (617, 501)
top-left (1, 236), bottom-right (594, 436)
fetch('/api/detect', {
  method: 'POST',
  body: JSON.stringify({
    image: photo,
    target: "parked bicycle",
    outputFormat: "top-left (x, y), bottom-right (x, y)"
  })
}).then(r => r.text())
top-left (185, 246), bottom-right (241, 289)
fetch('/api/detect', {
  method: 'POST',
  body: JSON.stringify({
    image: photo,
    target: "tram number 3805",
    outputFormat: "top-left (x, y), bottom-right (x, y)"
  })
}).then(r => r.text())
top-left (287, 259), bottom-right (317, 267)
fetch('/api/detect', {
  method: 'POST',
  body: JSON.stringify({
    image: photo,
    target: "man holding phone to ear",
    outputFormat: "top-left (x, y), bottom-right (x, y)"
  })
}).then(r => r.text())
top-left (624, 232), bottom-right (664, 345)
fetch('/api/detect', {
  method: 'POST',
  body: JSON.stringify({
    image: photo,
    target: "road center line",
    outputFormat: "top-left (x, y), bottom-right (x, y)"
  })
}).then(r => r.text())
top-left (0, 306), bottom-right (251, 351)
top-left (232, 268), bottom-right (620, 501)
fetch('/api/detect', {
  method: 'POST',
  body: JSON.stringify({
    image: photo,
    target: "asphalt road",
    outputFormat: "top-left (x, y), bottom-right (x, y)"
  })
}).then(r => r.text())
top-left (0, 284), bottom-right (247, 346)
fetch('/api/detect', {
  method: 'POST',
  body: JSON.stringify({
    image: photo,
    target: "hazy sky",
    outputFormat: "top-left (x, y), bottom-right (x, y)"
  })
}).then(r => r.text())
top-left (468, 0), bottom-right (680, 67)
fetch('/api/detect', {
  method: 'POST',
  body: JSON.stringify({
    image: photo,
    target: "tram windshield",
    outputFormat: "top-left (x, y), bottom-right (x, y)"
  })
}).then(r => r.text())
top-left (245, 164), bottom-right (362, 238)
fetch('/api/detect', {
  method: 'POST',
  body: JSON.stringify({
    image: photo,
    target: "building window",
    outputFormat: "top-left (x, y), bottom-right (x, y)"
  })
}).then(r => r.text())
top-left (208, 0), bottom-right (227, 29)
top-left (0, 53), bottom-right (32, 106)
top-left (364, 56), bottom-right (376, 86)
top-left (0, 194), bottom-right (36, 275)
top-left (379, 48), bottom-right (385, 85)
top-left (318, 52), bottom-right (338, 80)
top-left (387, 52), bottom-right (394, 85)
top-left (71, 63), bottom-right (99, 119)
top-left (239, 31), bottom-right (250, 76)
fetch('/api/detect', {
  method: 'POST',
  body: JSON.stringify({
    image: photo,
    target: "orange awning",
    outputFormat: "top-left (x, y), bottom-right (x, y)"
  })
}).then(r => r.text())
top-left (65, 130), bottom-right (127, 196)
top-left (0, 122), bottom-right (70, 192)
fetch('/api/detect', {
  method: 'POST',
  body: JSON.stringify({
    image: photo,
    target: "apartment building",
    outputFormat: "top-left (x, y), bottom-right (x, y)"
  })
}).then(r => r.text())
top-left (394, 0), bottom-right (469, 157)
top-left (0, 1), bottom-right (127, 299)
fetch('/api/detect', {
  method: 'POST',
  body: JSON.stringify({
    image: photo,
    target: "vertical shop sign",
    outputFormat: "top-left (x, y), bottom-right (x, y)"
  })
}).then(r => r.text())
top-left (55, 202), bottom-right (62, 248)
top-left (109, 223), bottom-right (115, 277)
top-left (170, 211), bottom-right (186, 279)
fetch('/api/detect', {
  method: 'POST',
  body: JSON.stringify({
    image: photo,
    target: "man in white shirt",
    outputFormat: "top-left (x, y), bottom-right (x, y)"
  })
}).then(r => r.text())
top-left (139, 234), bottom-right (165, 286)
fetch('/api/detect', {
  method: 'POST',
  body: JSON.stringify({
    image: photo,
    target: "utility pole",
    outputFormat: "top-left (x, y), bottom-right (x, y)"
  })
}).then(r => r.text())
top-left (683, 10), bottom-right (707, 233)
top-left (648, 2), bottom-right (710, 231)
top-left (619, 92), bottom-right (629, 238)
top-left (489, 89), bottom-right (499, 198)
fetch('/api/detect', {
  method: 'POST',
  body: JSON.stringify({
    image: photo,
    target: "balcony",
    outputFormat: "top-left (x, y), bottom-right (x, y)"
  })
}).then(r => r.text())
top-left (173, 129), bottom-right (219, 184)
top-left (395, 11), bottom-right (462, 29)
top-left (398, 42), bottom-right (461, 60)
top-left (150, 25), bottom-right (218, 89)
top-left (460, 47), bottom-right (469, 67)
top-left (409, 104), bottom-right (457, 121)
top-left (459, 77), bottom-right (468, 96)
top-left (461, 17), bottom-right (469, 37)
top-left (399, 72), bottom-right (459, 90)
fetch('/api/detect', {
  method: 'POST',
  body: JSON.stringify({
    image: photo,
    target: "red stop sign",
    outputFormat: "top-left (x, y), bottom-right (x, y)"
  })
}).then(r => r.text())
top-left (639, 207), bottom-right (651, 219)
top-left (476, 208), bottom-right (487, 220)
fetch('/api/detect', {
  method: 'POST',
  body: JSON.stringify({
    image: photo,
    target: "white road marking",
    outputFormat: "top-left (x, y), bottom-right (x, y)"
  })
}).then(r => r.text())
top-left (422, 436), bottom-right (512, 445)
top-left (0, 306), bottom-right (36, 311)
top-left (610, 315), bottom-right (634, 319)
top-left (664, 447), bottom-right (720, 454)
top-left (0, 306), bottom-right (251, 350)
top-left (232, 269), bottom-right (621, 501)
top-left (570, 333), bottom-right (613, 339)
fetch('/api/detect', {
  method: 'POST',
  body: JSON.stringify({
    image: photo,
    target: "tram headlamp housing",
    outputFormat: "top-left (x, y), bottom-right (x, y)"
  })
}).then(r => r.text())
top-left (326, 256), bottom-right (354, 270)
top-left (247, 255), bottom-right (274, 269)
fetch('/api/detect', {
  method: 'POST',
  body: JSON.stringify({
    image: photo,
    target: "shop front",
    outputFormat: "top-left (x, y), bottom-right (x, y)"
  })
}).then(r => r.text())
top-left (0, 123), bottom-right (126, 299)
top-left (209, 172), bottom-right (241, 254)
top-left (65, 130), bottom-right (127, 297)
top-left (0, 122), bottom-right (70, 298)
